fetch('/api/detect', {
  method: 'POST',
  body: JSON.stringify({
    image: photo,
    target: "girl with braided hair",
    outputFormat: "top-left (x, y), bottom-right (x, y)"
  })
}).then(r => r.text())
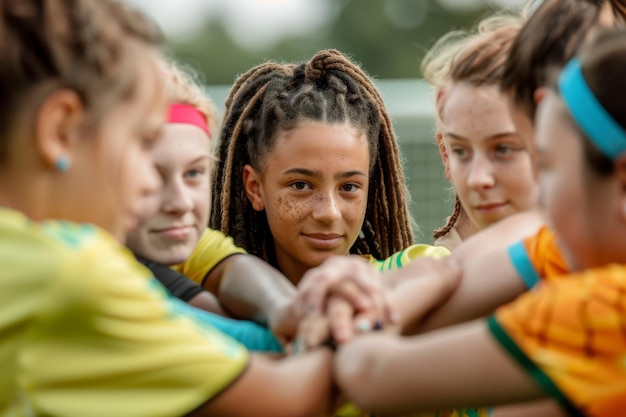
top-left (204, 44), bottom-right (478, 417)
top-left (423, 10), bottom-right (536, 251)
top-left (209, 49), bottom-right (448, 286)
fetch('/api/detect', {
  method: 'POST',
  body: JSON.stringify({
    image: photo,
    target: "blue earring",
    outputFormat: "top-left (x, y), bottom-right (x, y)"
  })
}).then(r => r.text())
top-left (55, 155), bottom-right (71, 172)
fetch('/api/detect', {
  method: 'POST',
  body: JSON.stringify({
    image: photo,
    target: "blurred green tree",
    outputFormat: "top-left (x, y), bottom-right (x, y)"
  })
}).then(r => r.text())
top-left (167, 0), bottom-right (498, 84)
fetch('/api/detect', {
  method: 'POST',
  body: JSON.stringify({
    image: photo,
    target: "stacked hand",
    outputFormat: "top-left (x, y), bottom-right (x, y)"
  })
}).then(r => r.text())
top-left (269, 254), bottom-right (462, 354)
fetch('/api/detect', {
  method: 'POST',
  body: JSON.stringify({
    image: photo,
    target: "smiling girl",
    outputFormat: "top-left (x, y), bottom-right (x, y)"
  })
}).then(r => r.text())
top-left (209, 49), bottom-right (447, 287)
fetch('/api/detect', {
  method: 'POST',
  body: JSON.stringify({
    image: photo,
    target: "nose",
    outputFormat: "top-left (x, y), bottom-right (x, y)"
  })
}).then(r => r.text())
top-left (161, 177), bottom-right (194, 215)
top-left (312, 191), bottom-right (342, 224)
top-left (467, 155), bottom-right (495, 190)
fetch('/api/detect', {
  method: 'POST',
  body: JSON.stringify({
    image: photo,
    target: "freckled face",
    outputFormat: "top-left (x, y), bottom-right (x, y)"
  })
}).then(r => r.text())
top-left (440, 83), bottom-right (536, 230)
top-left (243, 121), bottom-right (370, 283)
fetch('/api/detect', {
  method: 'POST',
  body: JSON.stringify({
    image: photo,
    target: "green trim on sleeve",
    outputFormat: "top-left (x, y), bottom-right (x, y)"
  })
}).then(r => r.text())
top-left (395, 251), bottom-right (403, 269)
top-left (487, 316), bottom-right (584, 417)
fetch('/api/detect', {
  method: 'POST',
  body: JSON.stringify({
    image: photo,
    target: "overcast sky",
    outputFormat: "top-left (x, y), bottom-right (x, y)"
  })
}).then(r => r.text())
top-left (123, 0), bottom-right (335, 49)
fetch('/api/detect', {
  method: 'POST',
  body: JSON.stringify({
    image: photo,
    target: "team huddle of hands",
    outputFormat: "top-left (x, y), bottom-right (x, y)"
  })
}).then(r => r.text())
top-left (266, 255), bottom-right (462, 355)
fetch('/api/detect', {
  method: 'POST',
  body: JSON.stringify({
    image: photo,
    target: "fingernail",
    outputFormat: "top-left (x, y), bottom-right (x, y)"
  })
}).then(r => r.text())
top-left (292, 339), bottom-right (304, 355)
top-left (356, 319), bottom-right (372, 332)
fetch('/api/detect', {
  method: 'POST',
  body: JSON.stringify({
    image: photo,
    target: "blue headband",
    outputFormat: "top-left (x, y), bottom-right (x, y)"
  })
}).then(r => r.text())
top-left (558, 58), bottom-right (626, 160)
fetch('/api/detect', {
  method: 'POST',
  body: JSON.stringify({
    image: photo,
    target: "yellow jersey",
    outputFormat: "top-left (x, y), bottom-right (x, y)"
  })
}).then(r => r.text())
top-left (173, 228), bottom-right (245, 286)
top-left (0, 208), bottom-right (248, 417)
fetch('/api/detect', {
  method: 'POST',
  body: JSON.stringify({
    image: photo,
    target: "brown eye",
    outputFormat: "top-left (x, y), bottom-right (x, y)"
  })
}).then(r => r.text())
top-left (290, 181), bottom-right (311, 191)
top-left (451, 146), bottom-right (470, 160)
top-left (495, 145), bottom-right (514, 155)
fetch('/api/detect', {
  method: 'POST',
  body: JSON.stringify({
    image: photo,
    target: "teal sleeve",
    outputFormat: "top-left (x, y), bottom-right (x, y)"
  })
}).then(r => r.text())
top-left (156, 280), bottom-right (283, 353)
top-left (507, 241), bottom-right (541, 289)
top-left (192, 309), bottom-right (283, 353)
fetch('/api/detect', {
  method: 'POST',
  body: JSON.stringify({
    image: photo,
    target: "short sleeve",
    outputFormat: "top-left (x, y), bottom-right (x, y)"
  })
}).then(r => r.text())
top-left (23, 231), bottom-right (249, 417)
top-left (173, 228), bottom-right (246, 285)
top-left (507, 226), bottom-right (569, 289)
top-left (508, 241), bottom-right (541, 288)
top-left (175, 300), bottom-right (283, 353)
top-left (489, 265), bottom-right (626, 417)
top-left (372, 244), bottom-right (451, 271)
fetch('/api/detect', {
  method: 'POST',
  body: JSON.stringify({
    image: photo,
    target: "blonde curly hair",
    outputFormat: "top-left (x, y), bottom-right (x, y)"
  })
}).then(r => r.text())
top-left (158, 57), bottom-right (219, 138)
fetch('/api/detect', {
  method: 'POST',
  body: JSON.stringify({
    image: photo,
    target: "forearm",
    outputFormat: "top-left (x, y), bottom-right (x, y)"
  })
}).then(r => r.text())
top-left (452, 210), bottom-right (544, 264)
top-left (415, 211), bottom-right (544, 333)
top-left (188, 292), bottom-right (232, 317)
top-left (270, 348), bottom-right (334, 415)
top-left (193, 349), bottom-right (333, 417)
top-left (388, 271), bottom-right (459, 335)
top-left (336, 322), bottom-right (544, 415)
top-left (416, 248), bottom-right (528, 333)
top-left (218, 255), bottom-right (296, 325)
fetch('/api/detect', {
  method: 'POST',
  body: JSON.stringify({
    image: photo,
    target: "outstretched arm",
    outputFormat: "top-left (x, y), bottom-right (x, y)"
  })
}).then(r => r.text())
top-left (335, 321), bottom-right (545, 415)
top-left (390, 210), bottom-right (544, 334)
top-left (213, 254), bottom-right (300, 342)
top-left (189, 348), bottom-right (334, 417)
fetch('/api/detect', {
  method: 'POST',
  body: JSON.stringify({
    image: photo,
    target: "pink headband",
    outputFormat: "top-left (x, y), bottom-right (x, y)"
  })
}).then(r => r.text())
top-left (167, 103), bottom-right (211, 137)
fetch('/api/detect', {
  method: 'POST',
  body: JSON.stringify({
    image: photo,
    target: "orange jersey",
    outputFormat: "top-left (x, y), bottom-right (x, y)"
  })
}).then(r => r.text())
top-left (508, 226), bottom-right (569, 288)
top-left (490, 264), bottom-right (626, 417)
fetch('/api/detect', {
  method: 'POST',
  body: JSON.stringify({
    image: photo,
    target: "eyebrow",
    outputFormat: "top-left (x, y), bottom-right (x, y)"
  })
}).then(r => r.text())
top-left (444, 132), bottom-right (519, 141)
top-left (154, 155), bottom-right (210, 170)
top-left (283, 167), bottom-right (367, 180)
top-left (187, 155), bottom-right (212, 165)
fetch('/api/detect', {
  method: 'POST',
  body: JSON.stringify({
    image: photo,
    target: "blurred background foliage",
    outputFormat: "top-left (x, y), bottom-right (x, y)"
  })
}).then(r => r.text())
top-left (161, 0), bottom-right (521, 84)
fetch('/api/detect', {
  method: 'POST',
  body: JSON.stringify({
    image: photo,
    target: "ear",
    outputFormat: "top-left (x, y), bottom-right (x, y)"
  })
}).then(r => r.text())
top-left (436, 131), bottom-right (451, 180)
top-left (35, 89), bottom-right (84, 170)
top-left (242, 164), bottom-right (265, 211)
top-left (533, 87), bottom-right (547, 106)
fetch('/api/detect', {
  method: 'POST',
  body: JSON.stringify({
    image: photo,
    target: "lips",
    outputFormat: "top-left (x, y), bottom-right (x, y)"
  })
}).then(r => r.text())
top-left (474, 202), bottom-right (507, 211)
top-left (302, 233), bottom-right (343, 249)
top-left (152, 225), bottom-right (193, 241)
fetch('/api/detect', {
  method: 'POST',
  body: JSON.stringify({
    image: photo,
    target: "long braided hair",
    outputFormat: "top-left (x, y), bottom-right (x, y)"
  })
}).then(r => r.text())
top-left (210, 49), bottom-right (413, 268)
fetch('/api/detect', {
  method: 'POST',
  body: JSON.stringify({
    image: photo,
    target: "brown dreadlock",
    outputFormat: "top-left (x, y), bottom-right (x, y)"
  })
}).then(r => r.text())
top-left (210, 49), bottom-right (413, 269)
